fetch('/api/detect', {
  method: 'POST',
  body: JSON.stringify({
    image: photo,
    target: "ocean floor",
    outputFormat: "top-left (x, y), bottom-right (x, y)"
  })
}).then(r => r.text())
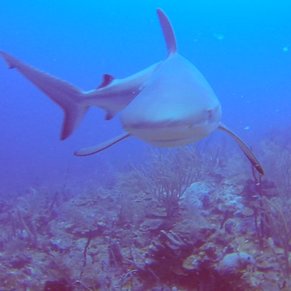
top-left (0, 133), bottom-right (291, 291)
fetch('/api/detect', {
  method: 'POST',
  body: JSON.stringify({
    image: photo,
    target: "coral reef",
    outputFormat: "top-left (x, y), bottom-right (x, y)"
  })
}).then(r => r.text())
top-left (1, 139), bottom-right (291, 290)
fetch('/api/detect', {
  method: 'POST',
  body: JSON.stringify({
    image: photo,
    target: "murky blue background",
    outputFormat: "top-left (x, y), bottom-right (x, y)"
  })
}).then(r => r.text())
top-left (0, 0), bottom-right (290, 193)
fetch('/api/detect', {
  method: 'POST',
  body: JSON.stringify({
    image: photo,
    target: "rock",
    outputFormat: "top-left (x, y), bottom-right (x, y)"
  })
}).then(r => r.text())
top-left (217, 252), bottom-right (255, 274)
top-left (43, 278), bottom-right (72, 291)
top-left (172, 217), bottom-right (215, 248)
top-left (181, 182), bottom-right (213, 209)
top-left (140, 219), bottom-right (165, 232)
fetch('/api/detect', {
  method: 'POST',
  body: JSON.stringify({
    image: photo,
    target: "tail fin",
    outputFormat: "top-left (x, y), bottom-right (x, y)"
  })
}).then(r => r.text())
top-left (0, 51), bottom-right (87, 139)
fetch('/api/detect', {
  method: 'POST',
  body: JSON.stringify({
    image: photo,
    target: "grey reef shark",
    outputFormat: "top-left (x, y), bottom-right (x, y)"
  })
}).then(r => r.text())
top-left (0, 9), bottom-right (264, 175)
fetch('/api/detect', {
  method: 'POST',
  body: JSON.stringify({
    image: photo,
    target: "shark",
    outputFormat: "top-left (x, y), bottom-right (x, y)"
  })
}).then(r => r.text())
top-left (0, 9), bottom-right (264, 175)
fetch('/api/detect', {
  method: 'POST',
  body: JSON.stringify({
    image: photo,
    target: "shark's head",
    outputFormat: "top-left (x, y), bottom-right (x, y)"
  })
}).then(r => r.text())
top-left (119, 9), bottom-right (222, 147)
top-left (120, 53), bottom-right (222, 147)
top-left (121, 103), bottom-right (221, 147)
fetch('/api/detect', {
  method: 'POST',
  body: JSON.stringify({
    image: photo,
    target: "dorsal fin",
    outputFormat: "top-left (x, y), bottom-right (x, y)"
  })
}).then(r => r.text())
top-left (157, 8), bottom-right (177, 56)
top-left (97, 74), bottom-right (114, 89)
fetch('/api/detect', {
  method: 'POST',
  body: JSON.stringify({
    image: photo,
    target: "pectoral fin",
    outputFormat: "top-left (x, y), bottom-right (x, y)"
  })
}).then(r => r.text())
top-left (218, 123), bottom-right (264, 175)
top-left (74, 132), bottom-right (130, 156)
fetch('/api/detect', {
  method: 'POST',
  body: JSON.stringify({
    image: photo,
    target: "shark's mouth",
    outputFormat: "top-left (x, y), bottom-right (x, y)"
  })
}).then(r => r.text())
top-left (150, 136), bottom-right (190, 142)
top-left (124, 120), bottom-right (219, 147)
top-left (148, 135), bottom-right (198, 147)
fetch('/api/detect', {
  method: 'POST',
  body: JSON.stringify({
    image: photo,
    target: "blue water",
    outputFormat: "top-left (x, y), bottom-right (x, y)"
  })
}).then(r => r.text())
top-left (0, 0), bottom-right (290, 193)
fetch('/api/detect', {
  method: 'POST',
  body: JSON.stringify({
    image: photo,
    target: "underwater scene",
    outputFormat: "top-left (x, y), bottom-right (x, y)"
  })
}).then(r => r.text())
top-left (0, 0), bottom-right (291, 290)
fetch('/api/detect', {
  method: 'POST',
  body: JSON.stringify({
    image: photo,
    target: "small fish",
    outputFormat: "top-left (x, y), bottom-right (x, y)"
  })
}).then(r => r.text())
top-left (0, 9), bottom-right (264, 175)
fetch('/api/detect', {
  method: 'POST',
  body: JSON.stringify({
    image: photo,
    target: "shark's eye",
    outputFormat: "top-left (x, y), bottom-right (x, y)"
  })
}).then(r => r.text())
top-left (207, 106), bottom-right (221, 122)
top-left (207, 109), bottom-right (214, 120)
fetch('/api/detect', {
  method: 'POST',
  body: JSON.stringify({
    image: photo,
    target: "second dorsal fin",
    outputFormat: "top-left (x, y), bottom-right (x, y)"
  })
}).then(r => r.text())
top-left (97, 74), bottom-right (114, 89)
